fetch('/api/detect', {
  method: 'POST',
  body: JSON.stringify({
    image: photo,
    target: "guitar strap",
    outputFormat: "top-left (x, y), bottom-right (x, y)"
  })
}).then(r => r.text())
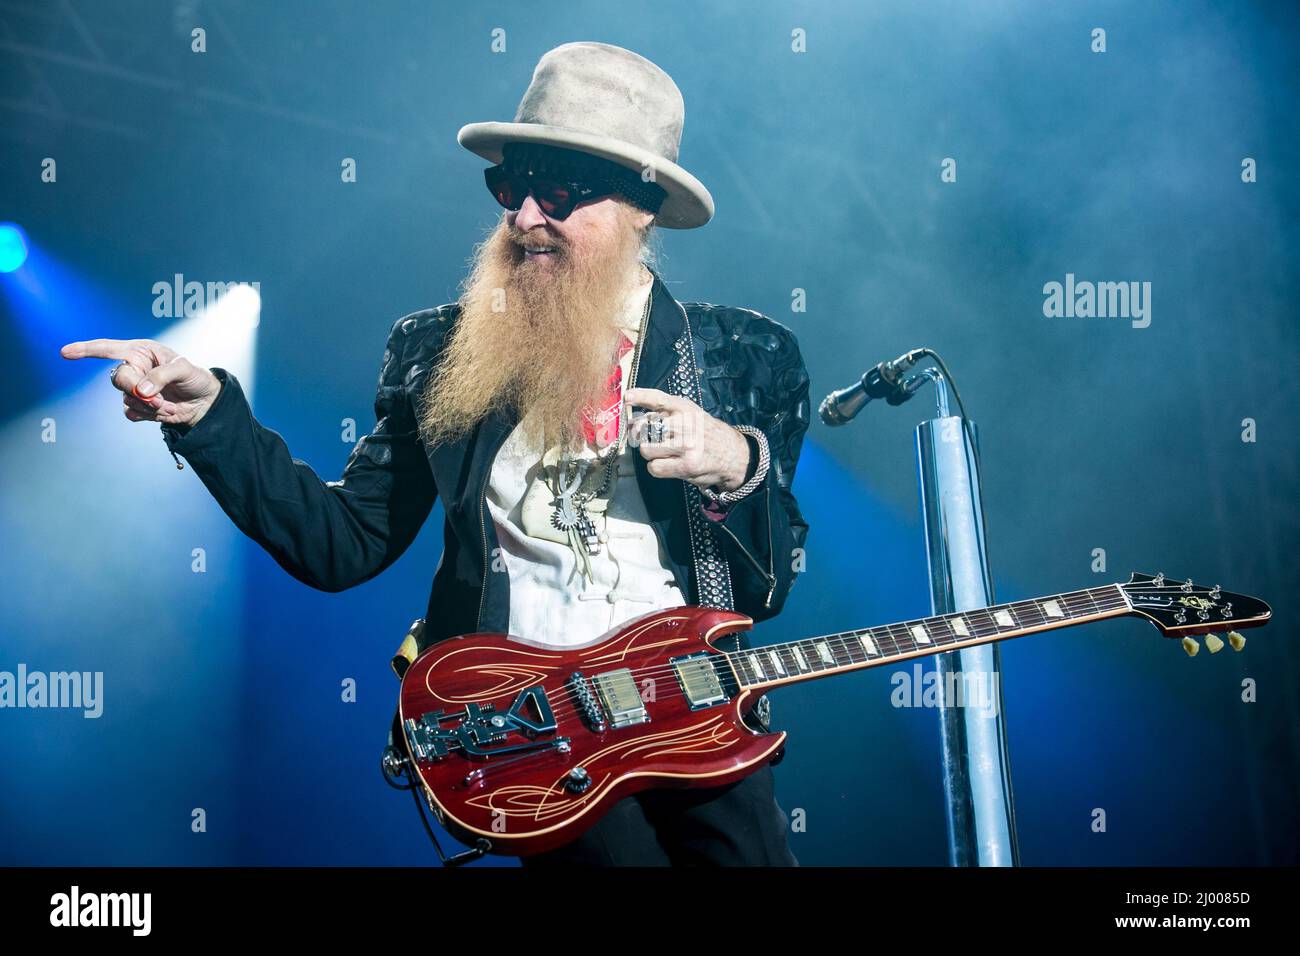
top-left (390, 619), bottom-right (423, 680)
top-left (667, 304), bottom-right (737, 617)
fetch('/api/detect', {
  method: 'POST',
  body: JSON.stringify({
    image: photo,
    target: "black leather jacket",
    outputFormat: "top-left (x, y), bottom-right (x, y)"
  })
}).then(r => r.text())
top-left (161, 270), bottom-right (811, 664)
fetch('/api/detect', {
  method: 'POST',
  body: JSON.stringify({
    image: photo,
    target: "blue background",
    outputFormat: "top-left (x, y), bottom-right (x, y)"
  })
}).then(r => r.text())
top-left (1, 0), bottom-right (1296, 865)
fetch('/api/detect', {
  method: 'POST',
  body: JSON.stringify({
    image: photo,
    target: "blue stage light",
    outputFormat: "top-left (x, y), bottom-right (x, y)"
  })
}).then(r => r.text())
top-left (0, 223), bottom-right (29, 272)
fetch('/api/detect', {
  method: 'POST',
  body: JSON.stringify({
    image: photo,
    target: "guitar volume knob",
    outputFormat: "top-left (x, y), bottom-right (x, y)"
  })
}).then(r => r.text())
top-left (565, 767), bottom-right (592, 794)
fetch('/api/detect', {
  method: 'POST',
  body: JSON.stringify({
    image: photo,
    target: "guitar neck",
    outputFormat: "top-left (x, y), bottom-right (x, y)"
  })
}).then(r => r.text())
top-left (724, 584), bottom-right (1131, 691)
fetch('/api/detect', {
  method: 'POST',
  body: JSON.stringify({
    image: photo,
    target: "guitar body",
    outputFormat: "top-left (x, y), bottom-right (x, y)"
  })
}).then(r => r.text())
top-left (397, 606), bottom-right (783, 856)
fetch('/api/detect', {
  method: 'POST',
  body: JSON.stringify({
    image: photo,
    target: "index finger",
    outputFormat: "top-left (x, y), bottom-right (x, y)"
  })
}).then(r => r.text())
top-left (60, 338), bottom-right (134, 361)
top-left (623, 387), bottom-right (690, 413)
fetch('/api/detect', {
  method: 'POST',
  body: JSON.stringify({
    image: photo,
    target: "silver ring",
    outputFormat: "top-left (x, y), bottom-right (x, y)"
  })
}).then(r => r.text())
top-left (645, 414), bottom-right (666, 444)
top-left (109, 363), bottom-right (125, 386)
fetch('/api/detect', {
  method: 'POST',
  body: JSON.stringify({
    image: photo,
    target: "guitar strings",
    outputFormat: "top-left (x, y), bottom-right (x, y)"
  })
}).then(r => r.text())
top-left (534, 584), bottom-right (1237, 726)
top-left (529, 587), bottom-right (1140, 726)
top-left (535, 589), bottom-right (1140, 725)
top-left (537, 583), bottom-right (1246, 726)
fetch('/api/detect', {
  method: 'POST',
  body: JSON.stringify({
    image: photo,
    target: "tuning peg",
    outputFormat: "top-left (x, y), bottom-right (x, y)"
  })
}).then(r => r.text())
top-left (1228, 631), bottom-right (1246, 652)
top-left (1205, 633), bottom-right (1225, 654)
top-left (1181, 636), bottom-right (1200, 657)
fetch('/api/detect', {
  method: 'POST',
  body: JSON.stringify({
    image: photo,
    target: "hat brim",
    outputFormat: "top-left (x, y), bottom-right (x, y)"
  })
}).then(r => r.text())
top-left (458, 121), bottom-right (714, 229)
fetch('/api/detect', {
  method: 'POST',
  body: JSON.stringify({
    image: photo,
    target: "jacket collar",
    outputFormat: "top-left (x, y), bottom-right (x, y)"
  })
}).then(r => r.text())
top-left (634, 267), bottom-right (689, 394)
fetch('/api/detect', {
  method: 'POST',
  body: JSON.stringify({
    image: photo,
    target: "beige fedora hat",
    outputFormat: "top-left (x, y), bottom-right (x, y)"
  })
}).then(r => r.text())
top-left (458, 41), bottom-right (714, 229)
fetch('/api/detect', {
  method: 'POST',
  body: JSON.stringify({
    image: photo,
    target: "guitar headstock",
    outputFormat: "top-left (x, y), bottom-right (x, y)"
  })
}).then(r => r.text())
top-left (1120, 572), bottom-right (1271, 656)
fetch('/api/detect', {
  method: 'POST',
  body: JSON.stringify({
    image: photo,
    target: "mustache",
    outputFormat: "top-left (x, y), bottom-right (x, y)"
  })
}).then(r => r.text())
top-left (507, 226), bottom-right (569, 256)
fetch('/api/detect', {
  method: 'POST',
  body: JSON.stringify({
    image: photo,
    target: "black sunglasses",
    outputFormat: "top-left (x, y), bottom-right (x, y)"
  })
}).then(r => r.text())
top-left (483, 163), bottom-right (619, 221)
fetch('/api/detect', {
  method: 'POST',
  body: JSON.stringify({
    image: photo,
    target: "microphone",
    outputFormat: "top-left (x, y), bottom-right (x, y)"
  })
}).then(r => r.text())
top-left (819, 348), bottom-right (926, 426)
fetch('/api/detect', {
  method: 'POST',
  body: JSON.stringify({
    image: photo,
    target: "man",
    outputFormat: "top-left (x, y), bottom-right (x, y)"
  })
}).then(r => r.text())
top-left (61, 42), bottom-right (811, 866)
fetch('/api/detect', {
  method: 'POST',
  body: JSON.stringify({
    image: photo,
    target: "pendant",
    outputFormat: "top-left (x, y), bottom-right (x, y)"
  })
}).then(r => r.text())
top-left (550, 458), bottom-right (588, 533)
top-left (577, 509), bottom-right (601, 555)
top-left (551, 496), bottom-right (580, 532)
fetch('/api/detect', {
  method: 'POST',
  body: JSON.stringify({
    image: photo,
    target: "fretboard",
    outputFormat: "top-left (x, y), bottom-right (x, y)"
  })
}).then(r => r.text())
top-left (723, 584), bottom-right (1130, 689)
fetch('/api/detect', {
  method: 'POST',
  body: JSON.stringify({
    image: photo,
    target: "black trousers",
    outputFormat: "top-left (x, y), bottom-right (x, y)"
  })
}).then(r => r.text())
top-left (518, 762), bottom-right (798, 867)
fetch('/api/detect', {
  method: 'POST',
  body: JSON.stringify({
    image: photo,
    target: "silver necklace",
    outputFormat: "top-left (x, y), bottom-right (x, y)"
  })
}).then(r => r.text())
top-left (549, 448), bottom-right (620, 555)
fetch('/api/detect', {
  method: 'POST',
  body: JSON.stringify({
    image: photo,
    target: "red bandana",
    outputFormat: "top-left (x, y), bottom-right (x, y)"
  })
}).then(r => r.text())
top-left (582, 331), bottom-right (634, 449)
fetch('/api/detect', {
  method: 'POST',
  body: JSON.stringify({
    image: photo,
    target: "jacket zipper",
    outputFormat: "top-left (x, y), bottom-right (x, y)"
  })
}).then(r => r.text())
top-left (626, 284), bottom-right (651, 399)
top-left (475, 465), bottom-right (491, 631)
top-left (763, 480), bottom-right (776, 607)
top-left (475, 421), bottom-right (507, 631)
top-left (711, 482), bottom-right (778, 608)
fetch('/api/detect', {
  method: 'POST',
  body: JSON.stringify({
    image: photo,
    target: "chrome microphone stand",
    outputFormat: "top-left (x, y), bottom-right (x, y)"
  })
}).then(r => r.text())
top-left (912, 366), bottom-right (1020, 866)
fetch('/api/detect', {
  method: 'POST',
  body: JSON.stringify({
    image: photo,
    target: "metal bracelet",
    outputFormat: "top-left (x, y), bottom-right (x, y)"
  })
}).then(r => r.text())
top-left (701, 425), bottom-right (769, 505)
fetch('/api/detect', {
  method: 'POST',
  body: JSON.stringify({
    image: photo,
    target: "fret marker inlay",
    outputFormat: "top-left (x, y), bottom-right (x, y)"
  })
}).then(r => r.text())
top-left (732, 587), bottom-right (1128, 688)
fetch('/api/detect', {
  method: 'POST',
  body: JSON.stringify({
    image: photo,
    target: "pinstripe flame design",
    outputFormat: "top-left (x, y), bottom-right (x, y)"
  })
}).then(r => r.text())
top-left (464, 715), bottom-right (741, 822)
top-left (420, 616), bottom-right (693, 703)
top-left (422, 643), bottom-right (565, 703)
top-left (431, 666), bottom-right (554, 704)
top-left (581, 616), bottom-right (691, 666)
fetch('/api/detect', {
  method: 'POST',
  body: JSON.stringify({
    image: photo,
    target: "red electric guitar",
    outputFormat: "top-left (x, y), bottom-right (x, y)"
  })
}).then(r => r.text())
top-left (392, 573), bottom-right (1269, 858)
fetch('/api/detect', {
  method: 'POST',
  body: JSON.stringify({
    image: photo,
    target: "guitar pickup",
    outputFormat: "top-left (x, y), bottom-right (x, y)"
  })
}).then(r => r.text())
top-left (591, 669), bottom-right (648, 729)
top-left (671, 653), bottom-right (729, 710)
